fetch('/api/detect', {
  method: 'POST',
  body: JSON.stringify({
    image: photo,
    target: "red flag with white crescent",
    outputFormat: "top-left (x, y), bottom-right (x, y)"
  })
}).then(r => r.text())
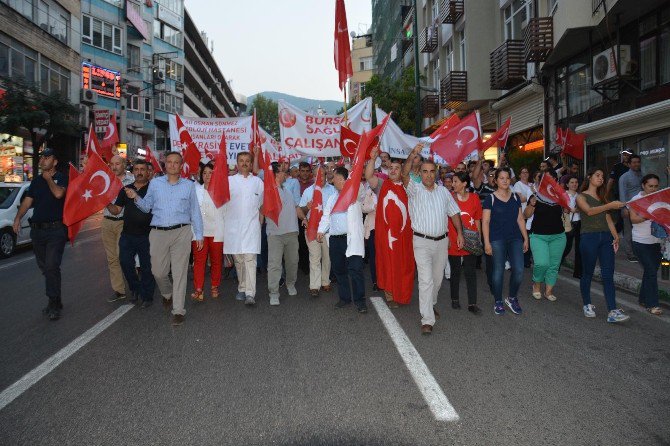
top-left (481, 117), bottom-right (511, 151)
top-left (208, 132), bottom-right (230, 208)
top-left (538, 172), bottom-right (571, 209)
top-left (175, 114), bottom-right (202, 178)
top-left (339, 125), bottom-right (360, 158)
top-left (558, 127), bottom-right (585, 160)
top-left (627, 187), bottom-right (670, 233)
top-left (99, 112), bottom-right (118, 161)
top-left (429, 114), bottom-right (460, 140)
top-left (144, 145), bottom-right (162, 174)
top-left (430, 112), bottom-right (482, 166)
top-left (334, 0), bottom-right (353, 91)
top-left (85, 124), bottom-right (102, 158)
top-left (63, 151), bottom-right (123, 226)
top-left (306, 167), bottom-right (324, 242)
top-left (66, 163), bottom-right (83, 245)
top-left (375, 180), bottom-right (414, 304)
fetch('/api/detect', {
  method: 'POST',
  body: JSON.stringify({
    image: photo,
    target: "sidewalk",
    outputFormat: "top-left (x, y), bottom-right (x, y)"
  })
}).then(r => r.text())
top-left (563, 247), bottom-right (670, 303)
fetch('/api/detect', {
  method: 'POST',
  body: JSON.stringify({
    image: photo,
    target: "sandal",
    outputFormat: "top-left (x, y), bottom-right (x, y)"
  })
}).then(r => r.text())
top-left (191, 290), bottom-right (204, 302)
top-left (545, 294), bottom-right (557, 302)
top-left (211, 286), bottom-right (219, 299)
top-left (532, 291), bottom-right (542, 300)
top-left (648, 307), bottom-right (663, 316)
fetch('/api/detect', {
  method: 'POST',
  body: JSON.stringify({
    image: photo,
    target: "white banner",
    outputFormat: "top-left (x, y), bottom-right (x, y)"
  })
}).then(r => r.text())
top-left (259, 126), bottom-right (302, 163)
top-left (278, 96), bottom-right (372, 157)
top-left (168, 115), bottom-right (253, 163)
top-left (376, 107), bottom-right (477, 165)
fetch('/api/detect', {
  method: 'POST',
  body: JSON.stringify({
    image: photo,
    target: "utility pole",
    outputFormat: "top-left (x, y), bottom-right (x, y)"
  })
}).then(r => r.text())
top-left (412, 0), bottom-right (422, 136)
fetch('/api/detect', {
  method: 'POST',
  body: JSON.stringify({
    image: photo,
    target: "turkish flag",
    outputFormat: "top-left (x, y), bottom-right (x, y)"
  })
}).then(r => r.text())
top-left (63, 151), bottom-right (123, 226)
top-left (208, 132), bottom-right (230, 208)
top-left (332, 113), bottom-right (390, 213)
top-left (175, 114), bottom-right (202, 178)
top-left (375, 181), bottom-right (414, 304)
top-left (334, 0), bottom-right (353, 91)
top-left (66, 163), bottom-right (83, 245)
top-left (559, 127), bottom-right (585, 160)
top-left (538, 172), bottom-right (571, 209)
top-left (340, 125), bottom-right (360, 158)
top-left (481, 117), bottom-right (511, 151)
top-left (429, 114), bottom-right (460, 140)
top-left (627, 187), bottom-right (670, 233)
top-left (99, 112), bottom-right (118, 161)
top-left (144, 145), bottom-right (162, 174)
top-left (430, 112), bottom-right (482, 166)
top-left (306, 166), bottom-right (324, 242)
top-left (85, 124), bottom-right (102, 158)
top-left (261, 149), bottom-right (282, 225)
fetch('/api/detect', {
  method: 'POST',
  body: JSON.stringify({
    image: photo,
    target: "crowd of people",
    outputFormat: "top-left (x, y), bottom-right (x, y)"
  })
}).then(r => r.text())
top-left (13, 145), bottom-right (667, 330)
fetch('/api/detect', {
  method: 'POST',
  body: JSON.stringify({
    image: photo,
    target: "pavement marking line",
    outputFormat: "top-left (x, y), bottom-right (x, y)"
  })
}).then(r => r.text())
top-left (0, 304), bottom-right (134, 411)
top-left (558, 276), bottom-right (670, 325)
top-left (0, 235), bottom-right (100, 271)
top-left (370, 296), bottom-right (460, 422)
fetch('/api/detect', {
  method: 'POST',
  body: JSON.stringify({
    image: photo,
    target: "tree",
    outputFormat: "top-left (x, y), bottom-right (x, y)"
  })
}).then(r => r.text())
top-left (0, 76), bottom-right (79, 152)
top-left (249, 94), bottom-right (279, 140)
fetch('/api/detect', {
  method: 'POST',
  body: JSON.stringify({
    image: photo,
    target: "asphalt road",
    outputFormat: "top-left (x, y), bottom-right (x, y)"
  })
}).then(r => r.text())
top-left (1, 222), bottom-right (669, 445)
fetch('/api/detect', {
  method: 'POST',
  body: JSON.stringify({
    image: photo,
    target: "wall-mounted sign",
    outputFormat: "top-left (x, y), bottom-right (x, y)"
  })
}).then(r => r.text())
top-left (157, 4), bottom-right (182, 29)
top-left (94, 109), bottom-right (111, 134)
top-left (82, 63), bottom-right (121, 99)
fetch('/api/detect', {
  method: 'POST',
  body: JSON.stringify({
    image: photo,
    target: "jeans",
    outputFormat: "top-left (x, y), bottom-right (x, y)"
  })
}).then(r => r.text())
top-left (580, 231), bottom-right (617, 311)
top-left (31, 225), bottom-right (67, 301)
top-left (490, 238), bottom-right (524, 302)
top-left (632, 241), bottom-right (661, 308)
top-left (563, 221), bottom-right (582, 278)
top-left (530, 233), bottom-right (566, 287)
top-left (449, 254), bottom-right (477, 305)
top-left (329, 236), bottom-right (365, 307)
top-left (367, 230), bottom-right (377, 285)
top-left (119, 233), bottom-right (155, 301)
top-left (298, 223), bottom-right (310, 274)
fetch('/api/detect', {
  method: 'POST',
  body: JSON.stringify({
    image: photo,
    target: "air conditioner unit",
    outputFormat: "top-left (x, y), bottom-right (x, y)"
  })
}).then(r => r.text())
top-left (592, 45), bottom-right (632, 85)
top-left (153, 69), bottom-right (166, 83)
top-left (80, 89), bottom-right (98, 105)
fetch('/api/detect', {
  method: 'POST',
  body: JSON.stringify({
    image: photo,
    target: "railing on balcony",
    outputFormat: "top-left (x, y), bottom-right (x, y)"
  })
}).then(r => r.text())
top-left (592, 0), bottom-right (606, 15)
top-left (490, 39), bottom-right (526, 90)
top-left (440, 71), bottom-right (467, 108)
top-left (524, 17), bottom-right (553, 62)
top-left (439, 0), bottom-right (464, 24)
top-left (421, 94), bottom-right (440, 118)
top-left (419, 26), bottom-right (438, 53)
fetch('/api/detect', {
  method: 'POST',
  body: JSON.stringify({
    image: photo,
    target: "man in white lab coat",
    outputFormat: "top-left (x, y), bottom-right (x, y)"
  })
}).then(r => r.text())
top-left (317, 166), bottom-right (367, 313)
top-left (223, 151), bottom-right (264, 306)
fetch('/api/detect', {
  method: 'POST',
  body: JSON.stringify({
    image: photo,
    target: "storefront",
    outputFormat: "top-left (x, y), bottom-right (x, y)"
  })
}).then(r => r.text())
top-left (0, 133), bottom-right (33, 182)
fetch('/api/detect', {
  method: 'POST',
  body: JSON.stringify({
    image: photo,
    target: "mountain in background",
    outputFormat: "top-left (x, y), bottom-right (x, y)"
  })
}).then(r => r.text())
top-left (248, 91), bottom-right (343, 115)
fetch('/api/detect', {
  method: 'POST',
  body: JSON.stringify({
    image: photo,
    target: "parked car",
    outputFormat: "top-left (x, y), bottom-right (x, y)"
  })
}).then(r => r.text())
top-left (0, 182), bottom-right (33, 257)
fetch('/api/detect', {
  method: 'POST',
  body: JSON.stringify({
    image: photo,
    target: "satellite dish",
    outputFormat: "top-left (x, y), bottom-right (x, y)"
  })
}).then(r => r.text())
top-left (350, 31), bottom-right (356, 38)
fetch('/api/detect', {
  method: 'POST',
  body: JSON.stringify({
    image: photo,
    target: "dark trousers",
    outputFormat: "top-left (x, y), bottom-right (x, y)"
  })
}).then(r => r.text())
top-left (329, 236), bottom-right (365, 307)
top-left (562, 221), bottom-right (582, 277)
top-left (632, 241), bottom-right (661, 308)
top-left (298, 223), bottom-right (309, 274)
top-left (490, 238), bottom-right (525, 302)
top-left (31, 225), bottom-right (67, 301)
top-left (367, 230), bottom-right (377, 285)
top-left (580, 231), bottom-right (616, 311)
top-left (258, 222), bottom-right (268, 272)
top-left (119, 233), bottom-right (155, 301)
top-left (449, 254), bottom-right (477, 305)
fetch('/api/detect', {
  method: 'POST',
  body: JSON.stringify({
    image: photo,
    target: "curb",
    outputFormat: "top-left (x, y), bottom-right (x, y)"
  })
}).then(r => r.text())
top-left (561, 260), bottom-right (670, 308)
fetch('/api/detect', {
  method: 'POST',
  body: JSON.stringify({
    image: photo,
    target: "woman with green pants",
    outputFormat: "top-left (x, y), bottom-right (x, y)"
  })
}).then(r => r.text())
top-left (523, 172), bottom-right (567, 301)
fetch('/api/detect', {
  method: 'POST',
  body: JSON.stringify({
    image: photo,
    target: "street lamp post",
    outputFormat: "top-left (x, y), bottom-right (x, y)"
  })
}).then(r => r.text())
top-left (412, 0), bottom-right (422, 136)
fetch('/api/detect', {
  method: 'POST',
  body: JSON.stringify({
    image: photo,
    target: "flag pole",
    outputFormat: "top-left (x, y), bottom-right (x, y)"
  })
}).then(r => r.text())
top-left (343, 88), bottom-right (349, 124)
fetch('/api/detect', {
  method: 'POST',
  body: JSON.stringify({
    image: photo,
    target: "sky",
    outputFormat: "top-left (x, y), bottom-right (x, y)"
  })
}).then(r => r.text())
top-left (186, 0), bottom-right (372, 102)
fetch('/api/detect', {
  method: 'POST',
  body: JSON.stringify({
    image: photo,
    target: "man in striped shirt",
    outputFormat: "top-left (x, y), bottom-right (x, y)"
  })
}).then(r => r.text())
top-left (402, 144), bottom-right (464, 335)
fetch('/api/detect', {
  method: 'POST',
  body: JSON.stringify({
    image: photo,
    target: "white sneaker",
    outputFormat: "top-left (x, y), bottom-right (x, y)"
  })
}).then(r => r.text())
top-left (270, 295), bottom-right (280, 306)
top-left (287, 284), bottom-right (297, 296)
top-left (244, 296), bottom-right (256, 306)
top-left (583, 304), bottom-right (596, 318)
top-left (505, 261), bottom-right (511, 270)
top-left (607, 309), bottom-right (630, 323)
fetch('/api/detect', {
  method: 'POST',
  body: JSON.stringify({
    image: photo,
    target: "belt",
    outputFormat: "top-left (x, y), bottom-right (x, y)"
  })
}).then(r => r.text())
top-left (413, 231), bottom-right (447, 241)
top-left (30, 221), bottom-right (63, 229)
top-left (330, 234), bottom-right (347, 238)
top-left (104, 216), bottom-right (124, 221)
top-left (150, 223), bottom-right (189, 231)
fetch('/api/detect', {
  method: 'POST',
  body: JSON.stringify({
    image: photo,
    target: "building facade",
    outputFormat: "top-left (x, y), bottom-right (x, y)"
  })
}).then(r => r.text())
top-left (0, 0), bottom-right (82, 176)
top-left (371, 0), bottom-right (412, 82)
top-left (349, 33), bottom-right (374, 104)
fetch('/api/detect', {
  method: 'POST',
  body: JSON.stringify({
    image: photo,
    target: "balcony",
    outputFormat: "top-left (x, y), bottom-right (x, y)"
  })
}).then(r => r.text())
top-left (440, 71), bottom-right (467, 109)
top-left (421, 94), bottom-right (440, 118)
top-left (439, 0), bottom-right (464, 24)
top-left (419, 26), bottom-right (438, 53)
top-left (490, 40), bottom-right (526, 90)
top-left (524, 17), bottom-right (553, 62)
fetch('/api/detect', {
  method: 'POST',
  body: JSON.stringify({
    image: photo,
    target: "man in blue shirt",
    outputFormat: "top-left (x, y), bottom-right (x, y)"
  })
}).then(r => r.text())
top-left (125, 151), bottom-right (203, 326)
top-left (13, 148), bottom-right (68, 320)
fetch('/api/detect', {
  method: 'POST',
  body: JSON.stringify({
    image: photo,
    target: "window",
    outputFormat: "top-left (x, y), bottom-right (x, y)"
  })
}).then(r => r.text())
top-left (432, 59), bottom-right (440, 90)
top-left (39, 57), bottom-right (70, 97)
top-left (359, 57), bottom-right (372, 71)
top-left (156, 92), bottom-right (182, 114)
top-left (129, 95), bottom-right (140, 111)
top-left (459, 30), bottom-right (466, 70)
top-left (2, 0), bottom-right (34, 20)
top-left (154, 21), bottom-right (182, 48)
top-left (3, 38), bottom-right (38, 83)
top-left (159, 0), bottom-right (183, 15)
top-left (127, 44), bottom-right (140, 73)
top-left (166, 60), bottom-right (183, 81)
top-left (431, 0), bottom-right (439, 22)
top-left (555, 57), bottom-right (602, 119)
top-left (82, 15), bottom-right (123, 54)
top-left (446, 42), bottom-right (453, 73)
top-left (504, 0), bottom-right (530, 40)
top-left (144, 97), bottom-right (152, 120)
top-left (639, 9), bottom-right (670, 89)
top-left (142, 57), bottom-right (152, 81)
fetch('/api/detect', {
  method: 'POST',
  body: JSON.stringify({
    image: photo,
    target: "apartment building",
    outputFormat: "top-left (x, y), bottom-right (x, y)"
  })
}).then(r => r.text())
top-left (349, 32), bottom-right (374, 104)
top-left (371, 0), bottom-right (412, 81)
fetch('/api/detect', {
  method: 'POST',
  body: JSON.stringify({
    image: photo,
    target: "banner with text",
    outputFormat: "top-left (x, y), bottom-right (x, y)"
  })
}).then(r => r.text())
top-left (259, 126), bottom-right (302, 163)
top-left (168, 115), bottom-right (253, 163)
top-left (278, 96), bottom-right (372, 157)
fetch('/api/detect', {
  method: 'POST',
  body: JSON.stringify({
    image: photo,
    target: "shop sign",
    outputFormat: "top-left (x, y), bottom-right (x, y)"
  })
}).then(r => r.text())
top-left (94, 109), bottom-right (111, 134)
top-left (639, 147), bottom-right (666, 159)
top-left (82, 63), bottom-right (122, 99)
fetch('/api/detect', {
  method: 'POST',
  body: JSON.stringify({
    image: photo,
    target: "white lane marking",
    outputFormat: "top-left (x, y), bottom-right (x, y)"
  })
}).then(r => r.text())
top-left (0, 235), bottom-right (100, 271)
top-left (370, 296), bottom-right (460, 422)
top-left (558, 276), bottom-right (670, 325)
top-left (0, 305), bottom-right (134, 411)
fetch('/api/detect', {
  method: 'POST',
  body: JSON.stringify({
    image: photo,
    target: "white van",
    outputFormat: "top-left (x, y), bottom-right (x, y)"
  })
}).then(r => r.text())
top-left (0, 182), bottom-right (33, 257)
